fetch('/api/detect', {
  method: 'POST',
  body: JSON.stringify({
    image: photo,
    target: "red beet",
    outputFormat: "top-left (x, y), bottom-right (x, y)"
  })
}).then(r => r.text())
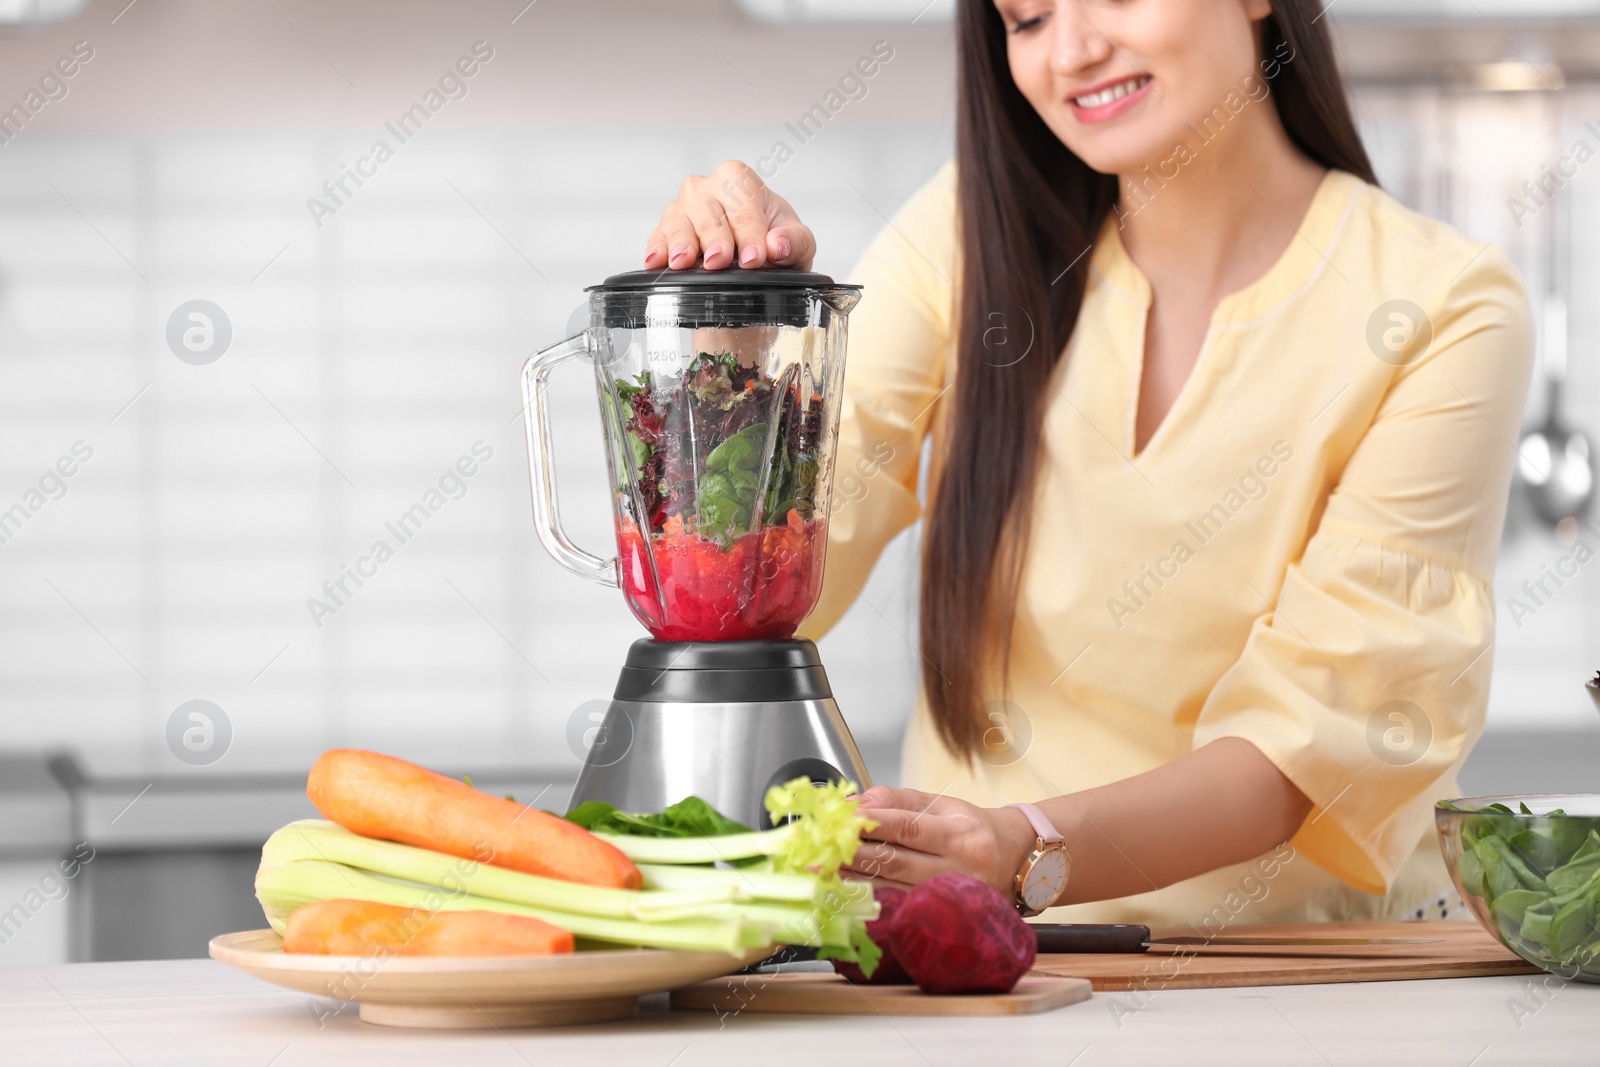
top-left (890, 873), bottom-right (1036, 995)
top-left (833, 886), bottom-right (913, 985)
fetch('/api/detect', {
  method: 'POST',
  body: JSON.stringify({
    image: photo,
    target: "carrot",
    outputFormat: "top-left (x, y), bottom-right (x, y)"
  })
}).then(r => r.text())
top-left (306, 749), bottom-right (642, 890)
top-left (282, 899), bottom-right (574, 957)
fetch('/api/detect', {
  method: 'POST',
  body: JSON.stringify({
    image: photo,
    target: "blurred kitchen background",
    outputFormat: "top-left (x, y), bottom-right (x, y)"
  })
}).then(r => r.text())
top-left (1, 0), bottom-right (1598, 965)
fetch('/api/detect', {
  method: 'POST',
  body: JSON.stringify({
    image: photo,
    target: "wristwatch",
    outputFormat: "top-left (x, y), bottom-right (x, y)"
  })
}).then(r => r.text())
top-left (1004, 802), bottom-right (1071, 917)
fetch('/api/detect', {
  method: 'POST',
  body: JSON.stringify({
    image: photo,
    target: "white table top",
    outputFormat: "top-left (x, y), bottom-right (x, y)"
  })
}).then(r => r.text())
top-left (0, 958), bottom-right (1589, 1066)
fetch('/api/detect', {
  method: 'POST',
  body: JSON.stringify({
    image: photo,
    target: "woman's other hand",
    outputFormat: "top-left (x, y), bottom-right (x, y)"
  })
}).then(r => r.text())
top-left (844, 786), bottom-right (1038, 898)
top-left (644, 160), bottom-right (817, 272)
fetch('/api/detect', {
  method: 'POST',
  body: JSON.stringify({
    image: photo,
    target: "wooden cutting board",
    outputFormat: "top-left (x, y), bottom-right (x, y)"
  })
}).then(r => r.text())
top-left (671, 922), bottom-right (1535, 1016)
top-left (671, 973), bottom-right (1092, 1017)
top-left (1030, 921), bottom-right (1540, 991)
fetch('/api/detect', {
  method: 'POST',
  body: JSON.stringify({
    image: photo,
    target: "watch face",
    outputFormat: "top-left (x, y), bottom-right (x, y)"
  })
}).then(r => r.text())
top-left (1022, 848), bottom-right (1070, 911)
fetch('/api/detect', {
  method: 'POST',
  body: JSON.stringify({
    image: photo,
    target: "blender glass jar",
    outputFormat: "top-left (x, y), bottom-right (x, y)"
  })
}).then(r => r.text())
top-left (522, 268), bottom-right (861, 642)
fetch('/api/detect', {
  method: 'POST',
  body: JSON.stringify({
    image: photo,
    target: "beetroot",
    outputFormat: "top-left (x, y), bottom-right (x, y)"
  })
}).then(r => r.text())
top-left (890, 873), bottom-right (1036, 995)
top-left (833, 886), bottom-right (912, 985)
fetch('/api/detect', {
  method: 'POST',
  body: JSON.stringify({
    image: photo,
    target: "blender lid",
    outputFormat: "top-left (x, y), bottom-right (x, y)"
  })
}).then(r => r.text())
top-left (588, 266), bottom-right (861, 293)
top-left (586, 267), bottom-right (859, 329)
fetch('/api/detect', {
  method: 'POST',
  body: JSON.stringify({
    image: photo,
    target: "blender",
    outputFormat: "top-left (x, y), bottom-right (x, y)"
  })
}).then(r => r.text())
top-left (521, 267), bottom-right (873, 829)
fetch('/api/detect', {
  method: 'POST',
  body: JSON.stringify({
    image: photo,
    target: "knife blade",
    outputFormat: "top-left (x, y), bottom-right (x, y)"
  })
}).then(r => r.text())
top-left (1032, 923), bottom-right (1444, 954)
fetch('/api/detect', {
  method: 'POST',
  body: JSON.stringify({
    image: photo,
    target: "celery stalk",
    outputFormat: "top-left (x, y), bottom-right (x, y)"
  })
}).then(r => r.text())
top-left (636, 862), bottom-right (823, 903)
top-left (719, 892), bottom-right (880, 947)
top-left (572, 779), bottom-right (880, 966)
top-left (838, 880), bottom-right (874, 903)
top-left (263, 820), bottom-right (734, 922)
top-left (256, 857), bottom-right (759, 956)
top-left (594, 779), bottom-right (874, 887)
top-left (723, 902), bottom-right (824, 945)
top-left (592, 826), bottom-right (793, 864)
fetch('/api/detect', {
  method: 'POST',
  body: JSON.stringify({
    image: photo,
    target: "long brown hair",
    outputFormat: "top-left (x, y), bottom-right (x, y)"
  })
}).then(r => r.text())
top-left (920, 0), bottom-right (1379, 760)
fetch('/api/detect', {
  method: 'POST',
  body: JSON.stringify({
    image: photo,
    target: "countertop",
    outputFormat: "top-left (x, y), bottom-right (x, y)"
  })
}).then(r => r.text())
top-left (0, 958), bottom-right (1589, 1066)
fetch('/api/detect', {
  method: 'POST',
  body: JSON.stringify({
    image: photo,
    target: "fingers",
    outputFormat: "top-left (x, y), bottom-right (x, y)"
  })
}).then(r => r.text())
top-left (858, 806), bottom-right (959, 853)
top-left (766, 224), bottom-right (815, 270)
top-left (643, 222), bottom-right (667, 270)
top-left (763, 190), bottom-right (816, 270)
top-left (843, 869), bottom-right (916, 894)
top-left (719, 169), bottom-right (773, 269)
top-left (643, 161), bottom-right (814, 272)
top-left (853, 785), bottom-right (907, 809)
top-left (855, 786), bottom-right (956, 816)
top-left (847, 839), bottom-right (948, 886)
top-left (684, 192), bottom-right (738, 270)
top-left (649, 206), bottom-right (701, 271)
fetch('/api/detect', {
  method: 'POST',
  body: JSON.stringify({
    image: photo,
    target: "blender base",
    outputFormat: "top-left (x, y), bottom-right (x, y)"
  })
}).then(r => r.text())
top-left (567, 639), bottom-right (873, 830)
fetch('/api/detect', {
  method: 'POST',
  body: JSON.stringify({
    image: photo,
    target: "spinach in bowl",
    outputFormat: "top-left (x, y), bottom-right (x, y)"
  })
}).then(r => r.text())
top-left (1437, 795), bottom-right (1600, 982)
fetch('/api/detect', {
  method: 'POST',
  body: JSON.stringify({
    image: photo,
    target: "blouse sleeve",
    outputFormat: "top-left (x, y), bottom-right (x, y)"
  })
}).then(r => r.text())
top-left (797, 162), bottom-right (957, 639)
top-left (1191, 246), bottom-right (1535, 894)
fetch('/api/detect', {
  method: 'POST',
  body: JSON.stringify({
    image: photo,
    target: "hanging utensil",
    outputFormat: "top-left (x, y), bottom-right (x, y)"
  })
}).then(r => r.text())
top-left (1518, 164), bottom-right (1594, 527)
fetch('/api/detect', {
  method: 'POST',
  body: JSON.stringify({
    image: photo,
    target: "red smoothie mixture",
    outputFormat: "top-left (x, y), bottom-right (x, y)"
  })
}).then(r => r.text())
top-left (616, 509), bottom-right (825, 641)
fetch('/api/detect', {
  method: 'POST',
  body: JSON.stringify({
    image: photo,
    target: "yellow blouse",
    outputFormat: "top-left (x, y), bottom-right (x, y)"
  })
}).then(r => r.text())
top-left (800, 164), bottom-right (1534, 925)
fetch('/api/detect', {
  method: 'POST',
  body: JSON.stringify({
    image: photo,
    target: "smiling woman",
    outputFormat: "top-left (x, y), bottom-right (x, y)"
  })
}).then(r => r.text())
top-left (1116, 38), bottom-right (1294, 222)
top-left (641, 0), bottom-right (1533, 929)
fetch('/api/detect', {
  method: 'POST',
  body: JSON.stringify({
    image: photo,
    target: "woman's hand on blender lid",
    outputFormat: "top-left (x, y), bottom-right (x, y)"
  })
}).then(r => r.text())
top-left (644, 160), bottom-right (816, 273)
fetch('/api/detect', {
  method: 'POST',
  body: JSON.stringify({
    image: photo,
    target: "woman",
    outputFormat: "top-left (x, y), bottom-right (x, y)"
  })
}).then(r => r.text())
top-left (644, 0), bottom-right (1532, 926)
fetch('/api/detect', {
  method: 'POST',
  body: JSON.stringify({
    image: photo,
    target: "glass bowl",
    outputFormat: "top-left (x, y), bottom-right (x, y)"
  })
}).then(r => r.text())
top-left (1437, 794), bottom-right (1600, 983)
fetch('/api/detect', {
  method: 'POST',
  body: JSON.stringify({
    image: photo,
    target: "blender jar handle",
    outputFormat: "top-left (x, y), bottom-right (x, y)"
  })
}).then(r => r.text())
top-left (521, 333), bottom-right (619, 588)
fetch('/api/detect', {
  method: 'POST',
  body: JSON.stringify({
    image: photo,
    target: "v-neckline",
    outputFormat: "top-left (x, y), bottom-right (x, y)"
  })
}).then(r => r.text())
top-left (1092, 170), bottom-right (1355, 464)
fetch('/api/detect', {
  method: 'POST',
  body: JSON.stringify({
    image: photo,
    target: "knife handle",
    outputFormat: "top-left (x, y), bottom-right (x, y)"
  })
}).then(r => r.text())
top-left (1033, 923), bottom-right (1151, 954)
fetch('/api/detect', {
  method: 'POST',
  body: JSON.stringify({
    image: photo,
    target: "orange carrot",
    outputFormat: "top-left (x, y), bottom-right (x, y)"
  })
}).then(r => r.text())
top-left (282, 899), bottom-right (574, 957)
top-left (306, 749), bottom-right (642, 890)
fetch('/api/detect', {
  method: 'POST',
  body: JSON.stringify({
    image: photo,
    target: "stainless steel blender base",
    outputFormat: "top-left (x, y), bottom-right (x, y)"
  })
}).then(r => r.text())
top-left (568, 696), bottom-right (873, 830)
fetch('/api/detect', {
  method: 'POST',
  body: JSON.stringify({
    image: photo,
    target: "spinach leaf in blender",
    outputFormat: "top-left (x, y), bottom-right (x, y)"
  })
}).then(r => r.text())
top-left (697, 421), bottom-right (768, 542)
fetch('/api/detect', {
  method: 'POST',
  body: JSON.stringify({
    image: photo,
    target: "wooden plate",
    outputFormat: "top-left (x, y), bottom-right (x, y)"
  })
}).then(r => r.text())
top-left (209, 929), bottom-right (769, 1029)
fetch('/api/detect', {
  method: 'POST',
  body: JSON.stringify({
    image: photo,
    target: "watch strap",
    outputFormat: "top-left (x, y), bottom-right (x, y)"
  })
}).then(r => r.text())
top-left (1004, 802), bottom-right (1062, 844)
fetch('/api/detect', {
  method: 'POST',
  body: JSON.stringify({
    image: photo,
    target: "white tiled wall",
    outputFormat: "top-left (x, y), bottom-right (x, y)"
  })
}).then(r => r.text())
top-left (2, 86), bottom-right (1596, 775)
top-left (0, 124), bottom-right (950, 772)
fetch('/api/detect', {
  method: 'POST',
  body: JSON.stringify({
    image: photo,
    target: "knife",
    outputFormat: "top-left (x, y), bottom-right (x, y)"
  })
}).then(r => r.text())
top-left (1033, 923), bottom-right (1443, 954)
